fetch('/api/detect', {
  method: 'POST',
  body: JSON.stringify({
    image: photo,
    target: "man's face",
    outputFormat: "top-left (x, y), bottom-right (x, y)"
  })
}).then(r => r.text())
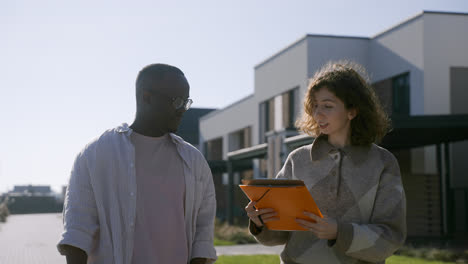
top-left (143, 72), bottom-right (190, 133)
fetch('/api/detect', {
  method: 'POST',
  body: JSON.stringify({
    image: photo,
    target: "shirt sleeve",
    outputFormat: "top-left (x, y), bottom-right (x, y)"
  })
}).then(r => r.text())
top-left (332, 151), bottom-right (407, 262)
top-left (190, 158), bottom-right (217, 263)
top-left (57, 149), bottom-right (99, 256)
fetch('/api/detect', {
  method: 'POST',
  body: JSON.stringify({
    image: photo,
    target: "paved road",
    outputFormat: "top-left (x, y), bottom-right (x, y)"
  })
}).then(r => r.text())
top-left (215, 244), bottom-right (283, 256)
top-left (0, 213), bottom-right (66, 264)
top-left (0, 213), bottom-right (282, 263)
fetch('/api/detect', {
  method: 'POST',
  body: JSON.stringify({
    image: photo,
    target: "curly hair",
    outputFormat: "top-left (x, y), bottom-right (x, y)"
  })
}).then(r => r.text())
top-left (296, 61), bottom-right (389, 146)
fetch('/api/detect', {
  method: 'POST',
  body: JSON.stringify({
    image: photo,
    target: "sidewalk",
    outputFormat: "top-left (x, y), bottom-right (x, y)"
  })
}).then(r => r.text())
top-left (215, 244), bottom-right (283, 256)
top-left (0, 213), bottom-right (65, 264)
top-left (0, 213), bottom-right (282, 263)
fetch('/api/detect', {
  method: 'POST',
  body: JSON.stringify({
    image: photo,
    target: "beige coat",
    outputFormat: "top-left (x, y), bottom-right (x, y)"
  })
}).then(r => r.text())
top-left (251, 135), bottom-right (406, 264)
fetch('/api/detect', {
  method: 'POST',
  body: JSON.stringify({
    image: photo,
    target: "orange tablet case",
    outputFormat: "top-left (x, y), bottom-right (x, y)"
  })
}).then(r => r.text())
top-left (239, 179), bottom-right (323, 231)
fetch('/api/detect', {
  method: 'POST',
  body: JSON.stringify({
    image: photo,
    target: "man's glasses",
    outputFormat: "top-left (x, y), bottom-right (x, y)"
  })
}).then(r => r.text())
top-left (146, 90), bottom-right (193, 110)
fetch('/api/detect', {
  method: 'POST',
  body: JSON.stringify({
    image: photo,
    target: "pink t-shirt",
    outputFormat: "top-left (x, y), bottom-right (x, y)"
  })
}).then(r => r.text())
top-left (130, 132), bottom-right (187, 264)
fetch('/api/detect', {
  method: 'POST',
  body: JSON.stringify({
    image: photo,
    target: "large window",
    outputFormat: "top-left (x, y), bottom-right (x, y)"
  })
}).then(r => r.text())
top-left (228, 127), bottom-right (252, 152)
top-left (259, 88), bottom-right (298, 143)
top-left (204, 137), bottom-right (223, 160)
top-left (373, 72), bottom-right (410, 117)
top-left (392, 73), bottom-right (410, 116)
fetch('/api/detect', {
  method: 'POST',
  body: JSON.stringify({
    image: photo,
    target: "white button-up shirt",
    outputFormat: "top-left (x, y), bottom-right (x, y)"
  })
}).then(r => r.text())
top-left (57, 123), bottom-right (217, 264)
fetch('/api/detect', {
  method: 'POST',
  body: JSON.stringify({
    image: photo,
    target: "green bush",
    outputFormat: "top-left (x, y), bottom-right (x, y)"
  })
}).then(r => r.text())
top-left (0, 200), bottom-right (10, 223)
top-left (396, 245), bottom-right (468, 263)
top-left (214, 219), bottom-right (257, 244)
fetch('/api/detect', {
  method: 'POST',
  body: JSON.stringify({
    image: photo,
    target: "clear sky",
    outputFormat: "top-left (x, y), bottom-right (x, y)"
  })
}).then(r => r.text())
top-left (1, 0), bottom-right (467, 194)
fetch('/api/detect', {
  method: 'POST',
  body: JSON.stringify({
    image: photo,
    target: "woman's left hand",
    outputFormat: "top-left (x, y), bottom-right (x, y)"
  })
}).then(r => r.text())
top-left (296, 212), bottom-right (338, 240)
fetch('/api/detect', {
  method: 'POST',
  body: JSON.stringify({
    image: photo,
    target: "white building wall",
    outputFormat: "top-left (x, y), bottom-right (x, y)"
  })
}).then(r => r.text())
top-left (254, 37), bottom-right (309, 146)
top-left (370, 15), bottom-right (424, 116)
top-left (306, 36), bottom-right (370, 78)
top-left (199, 95), bottom-right (255, 159)
top-left (423, 12), bottom-right (468, 188)
top-left (255, 37), bottom-right (309, 103)
top-left (423, 13), bottom-right (468, 115)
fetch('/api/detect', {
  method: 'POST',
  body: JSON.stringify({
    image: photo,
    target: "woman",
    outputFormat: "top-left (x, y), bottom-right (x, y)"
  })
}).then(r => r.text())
top-left (245, 61), bottom-right (406, 263)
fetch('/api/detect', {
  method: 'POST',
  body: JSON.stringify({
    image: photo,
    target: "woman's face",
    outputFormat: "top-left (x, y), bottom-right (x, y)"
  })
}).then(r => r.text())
top-left (312, 87), bottom-right (356, 145)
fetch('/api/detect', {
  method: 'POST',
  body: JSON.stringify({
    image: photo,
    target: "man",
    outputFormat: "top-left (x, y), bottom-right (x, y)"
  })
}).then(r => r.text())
top-left (57, 64), bottom-right (217, 264)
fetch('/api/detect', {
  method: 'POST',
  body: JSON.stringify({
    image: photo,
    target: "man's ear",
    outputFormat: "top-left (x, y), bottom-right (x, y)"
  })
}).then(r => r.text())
top-left (142, 90), bottom-right (151, 104)
top-left (348, 108), bottom-right (357, 120)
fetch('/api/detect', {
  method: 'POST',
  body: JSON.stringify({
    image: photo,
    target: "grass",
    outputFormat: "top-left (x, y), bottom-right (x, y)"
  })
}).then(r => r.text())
top-left (396, 246), bottom-right (468, 263)
top-left (216, 255), bottom-right (459, 264)
top-left (214, 239), bottom-right (236, 246)
top-left (388, 255), bottom-right (456, 264)
top-left (214, 219), bottom-right (256, 244)
top-left (213, 221), bottom-right (467, 263)
top-left (216, 255), bottom-right (279, 264)
top-left (0, 199), bottom-right (9, 223)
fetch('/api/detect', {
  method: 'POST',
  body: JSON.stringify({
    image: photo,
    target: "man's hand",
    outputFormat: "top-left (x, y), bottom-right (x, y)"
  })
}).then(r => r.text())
top-left (295, 212), bottom-right (338, 240)
top-left (63, 245), bottom-right (87, 264)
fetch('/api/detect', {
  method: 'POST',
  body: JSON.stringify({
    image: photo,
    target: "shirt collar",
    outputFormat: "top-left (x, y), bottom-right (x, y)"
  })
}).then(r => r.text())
top-left (310, 134), bottom-right (370, 165)
top-left (117, 123), bottom-right (191, 167)
top-left (115, 123), bottom-right (184, 145)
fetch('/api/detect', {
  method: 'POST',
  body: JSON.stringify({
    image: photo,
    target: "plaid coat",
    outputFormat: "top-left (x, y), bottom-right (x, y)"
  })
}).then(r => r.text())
top-left (250, 135), bottom-right (406, 264)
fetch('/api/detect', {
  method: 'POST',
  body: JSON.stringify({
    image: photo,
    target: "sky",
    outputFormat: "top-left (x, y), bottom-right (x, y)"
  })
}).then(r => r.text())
top-left (1, 0), bottom-right (468, 194)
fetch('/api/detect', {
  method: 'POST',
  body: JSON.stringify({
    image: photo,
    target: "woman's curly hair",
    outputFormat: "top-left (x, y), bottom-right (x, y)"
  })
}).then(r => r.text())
top-left (296, 61), bottom-right (390, 146)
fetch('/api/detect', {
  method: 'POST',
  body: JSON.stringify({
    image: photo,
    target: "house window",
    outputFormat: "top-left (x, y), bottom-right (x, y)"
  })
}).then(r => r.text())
top-left (392, 73), bottom-right (410, 116)
top-left (373, 72), bottom-right (410, 117)
top-left (204, 137), bottom-right (223, 160)
top-left (259, 88), bottom-right (298, 143)
top-left (228, 127), bottom-right (252, 152)
top-left (282, 89), bottom-right (296, 130)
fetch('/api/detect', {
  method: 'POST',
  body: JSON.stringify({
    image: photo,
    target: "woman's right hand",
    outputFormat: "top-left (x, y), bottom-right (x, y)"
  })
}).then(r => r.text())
top-left (245, 201), bottom-right (279, 227)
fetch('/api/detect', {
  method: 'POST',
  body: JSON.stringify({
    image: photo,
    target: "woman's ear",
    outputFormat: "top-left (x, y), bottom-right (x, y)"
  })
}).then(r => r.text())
top-left (348, 108), bottom-right (358, 120)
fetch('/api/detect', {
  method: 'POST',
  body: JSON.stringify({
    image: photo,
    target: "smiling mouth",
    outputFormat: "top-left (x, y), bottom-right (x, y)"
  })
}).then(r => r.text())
top-left (319, 123), bottom-right (329, 129)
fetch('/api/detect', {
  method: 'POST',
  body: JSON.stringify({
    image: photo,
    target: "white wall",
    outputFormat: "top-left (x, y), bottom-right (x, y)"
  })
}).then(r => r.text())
top-left (255, 37), bottom-right (309, 103)
top-left (423, 12), bottom-right (468, 187)
top-left (423, 13), bottom-right (468, 115)
top-left (306, 36), bottom-right (370, 78)
top-left (370, 15), bottom-right (424, 115)
top-left (199, 95), bottom-right (255, 158)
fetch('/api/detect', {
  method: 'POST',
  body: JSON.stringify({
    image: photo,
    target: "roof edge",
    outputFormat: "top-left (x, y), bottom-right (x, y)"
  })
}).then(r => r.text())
top-left (372, 10), bottom-right (468, 39)
top-left (254, 35), bottom-right (309, 70)
top-left (254, 34), bottom-right (370, 70)
top-left (372, 11), bottom-right (424, 39)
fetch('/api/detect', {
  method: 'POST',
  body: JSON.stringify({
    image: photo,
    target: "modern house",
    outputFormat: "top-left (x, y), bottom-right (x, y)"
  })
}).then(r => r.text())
top-left (176, 107), bottom-right (215, 149)
top-left (1, 185), bottom-right (62, 214)
top-left (200, 11), bottom-right (468, 240)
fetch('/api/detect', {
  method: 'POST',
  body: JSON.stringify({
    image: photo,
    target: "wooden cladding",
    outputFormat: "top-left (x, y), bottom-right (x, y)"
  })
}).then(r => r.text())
top-left (402, 173), bottom-right (442, 237)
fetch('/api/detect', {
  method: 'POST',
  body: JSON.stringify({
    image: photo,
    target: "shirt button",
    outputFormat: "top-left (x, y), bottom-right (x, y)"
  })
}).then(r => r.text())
top-left (130, 163), bottom-right (134, 168)
top-left (130, 192), bottom-right (134, 196)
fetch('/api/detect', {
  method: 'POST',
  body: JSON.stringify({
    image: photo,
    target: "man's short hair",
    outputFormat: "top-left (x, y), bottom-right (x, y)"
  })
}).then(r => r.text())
top-left (136, 63), bottom-right (184, 90)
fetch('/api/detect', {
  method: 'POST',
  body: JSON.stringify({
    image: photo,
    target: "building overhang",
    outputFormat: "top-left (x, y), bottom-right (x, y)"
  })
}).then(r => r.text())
top-left (218, 114), bottom-right (468, 162)
top-left (381, 114), bottom-right (468, 150)
top-left (207, 114), bottom-right (468, 174)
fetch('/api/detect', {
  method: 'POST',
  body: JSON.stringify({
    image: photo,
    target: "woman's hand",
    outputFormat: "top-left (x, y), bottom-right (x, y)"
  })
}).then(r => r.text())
top-left (245, 201), bottom-right (279, 227)
top-left (296, 212), bottom-right (338, 240)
